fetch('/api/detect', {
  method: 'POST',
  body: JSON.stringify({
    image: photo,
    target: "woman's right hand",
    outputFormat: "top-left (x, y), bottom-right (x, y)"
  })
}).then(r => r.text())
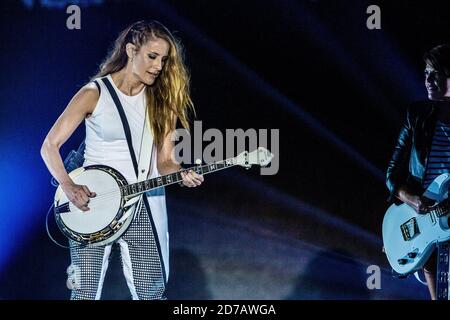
top-left (397, 187), bottom-right (434, 213)
top-left (61, 181), bottom-right (97, 212)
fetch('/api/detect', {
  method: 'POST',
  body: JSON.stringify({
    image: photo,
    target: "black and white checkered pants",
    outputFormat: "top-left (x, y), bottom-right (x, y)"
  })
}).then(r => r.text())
top-left (67, 202), bottom-right (166, 300)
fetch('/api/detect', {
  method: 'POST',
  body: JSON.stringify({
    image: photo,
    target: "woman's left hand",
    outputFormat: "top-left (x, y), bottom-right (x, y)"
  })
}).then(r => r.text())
top-left (180, 169), bottom-right (204, 187)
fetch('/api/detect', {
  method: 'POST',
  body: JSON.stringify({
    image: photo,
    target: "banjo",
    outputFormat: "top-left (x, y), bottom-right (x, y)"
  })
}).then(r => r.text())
top-left (54, 147), bottom-right (273, 247)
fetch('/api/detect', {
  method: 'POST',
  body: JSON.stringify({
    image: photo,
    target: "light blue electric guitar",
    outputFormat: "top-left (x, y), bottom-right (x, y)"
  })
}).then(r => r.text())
top-left (382, 173), bottom-right (450, 275)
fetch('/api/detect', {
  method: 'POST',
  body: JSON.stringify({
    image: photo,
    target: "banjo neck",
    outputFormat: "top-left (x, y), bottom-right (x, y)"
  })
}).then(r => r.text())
top-left (53, 147), bottom-right (272, 246)
top-left (122, 158), bottom-right (237, 198)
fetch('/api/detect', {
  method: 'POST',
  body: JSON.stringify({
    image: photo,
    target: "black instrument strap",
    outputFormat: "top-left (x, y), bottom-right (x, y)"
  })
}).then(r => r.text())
top-left (93, 79), bottom-right (101, 95)
top-left (101, 77), bottom-right (139, 177)
top-left (101, 76), bottom-right (167, 287)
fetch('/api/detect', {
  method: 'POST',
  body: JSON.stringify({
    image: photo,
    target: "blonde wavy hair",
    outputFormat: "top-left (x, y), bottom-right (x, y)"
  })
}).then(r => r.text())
top-left (91, 20), bottom-right (195, 148)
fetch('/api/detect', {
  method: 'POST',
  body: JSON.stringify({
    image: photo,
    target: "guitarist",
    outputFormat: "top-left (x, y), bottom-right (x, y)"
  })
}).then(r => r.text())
top-left (387, 44), bottom-right (450, 300)
top-left (40, 21), bottom-right (204, 299)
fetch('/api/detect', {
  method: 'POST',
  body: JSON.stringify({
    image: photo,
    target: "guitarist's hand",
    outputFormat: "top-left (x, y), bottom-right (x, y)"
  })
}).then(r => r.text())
top-left (61, 181), bottom-right (97, 212)
top-left (398, 187), bottom-right (434, 213)
top-left (180, 169), bottom-right (204, 188)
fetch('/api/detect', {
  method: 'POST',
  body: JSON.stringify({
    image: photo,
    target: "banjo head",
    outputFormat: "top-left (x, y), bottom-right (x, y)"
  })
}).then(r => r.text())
top-left (54, 165), bottom-right (130, 245)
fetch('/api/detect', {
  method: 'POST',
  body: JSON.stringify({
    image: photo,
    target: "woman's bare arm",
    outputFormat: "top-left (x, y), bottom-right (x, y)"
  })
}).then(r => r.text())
top-left (157, 115), bottom-right (203, 187)
top-left (40, 82), bottom-right (99, 210)
top-left (157, 116), bottom-right (182, 175)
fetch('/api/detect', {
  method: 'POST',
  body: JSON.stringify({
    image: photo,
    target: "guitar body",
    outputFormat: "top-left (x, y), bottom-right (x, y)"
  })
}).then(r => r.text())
top-left (382, 173), bottom-right (450, 274)
top-left (54, 165), bottom-right (140, 247)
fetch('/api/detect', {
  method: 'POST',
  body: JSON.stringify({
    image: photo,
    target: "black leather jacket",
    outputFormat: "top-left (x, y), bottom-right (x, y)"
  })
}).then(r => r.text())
top-left (386, 101), bottom-right (440, 203)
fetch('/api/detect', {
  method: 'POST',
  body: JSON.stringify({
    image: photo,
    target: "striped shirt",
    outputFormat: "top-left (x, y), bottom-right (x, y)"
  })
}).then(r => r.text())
top-left (423, 121), bottom-right (450, 189)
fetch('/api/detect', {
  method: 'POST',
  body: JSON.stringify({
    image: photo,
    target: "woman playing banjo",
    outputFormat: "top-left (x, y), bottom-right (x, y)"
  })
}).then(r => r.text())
top-left (40, 20), bottom-right (203, 300)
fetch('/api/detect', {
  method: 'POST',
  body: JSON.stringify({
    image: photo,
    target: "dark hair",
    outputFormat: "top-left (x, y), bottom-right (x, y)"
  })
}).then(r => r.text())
top-left (424, 44), bottom-right (450, 77)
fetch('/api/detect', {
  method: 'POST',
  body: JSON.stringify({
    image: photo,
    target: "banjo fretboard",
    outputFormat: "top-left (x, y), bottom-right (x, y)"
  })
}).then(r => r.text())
top-left (122, 158), bottom-right (236, 198)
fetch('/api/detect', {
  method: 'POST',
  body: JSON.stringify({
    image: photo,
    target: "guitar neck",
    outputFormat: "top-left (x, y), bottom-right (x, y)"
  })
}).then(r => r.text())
top-left (432, 200), bottom-right (450, 218)
top-left (123, 158), bottom-right (237, 198)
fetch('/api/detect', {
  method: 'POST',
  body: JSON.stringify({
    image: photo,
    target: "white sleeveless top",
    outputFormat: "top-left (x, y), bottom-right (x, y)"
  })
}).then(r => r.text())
top-left (83, 74), bottom-right (169, 279)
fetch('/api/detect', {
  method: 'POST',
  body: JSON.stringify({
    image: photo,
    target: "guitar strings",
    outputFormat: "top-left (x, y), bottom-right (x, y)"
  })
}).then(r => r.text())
top-left (404, 205), bottom-right (448, 226)
top-left (59, 164), bottom-right (233, 204)
top-left (57, 162), bottom-right (237, 213)
top-left (65, 168), bottom-right (197, 201)
top-left (58, 174), bottom-right (196, 210)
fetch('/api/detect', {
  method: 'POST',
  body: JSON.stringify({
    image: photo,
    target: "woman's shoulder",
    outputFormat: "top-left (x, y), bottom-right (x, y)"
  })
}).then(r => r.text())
top-left (406, 100), bottom-right (433, 119)
top-left (408, 100), bottom-right (434, 110)
top-left (83, 81), bottom-right (100, 93)
top-left (79, 82), bottom-right (100, 104)
top-left (68, 81), bottom-right (101, 117)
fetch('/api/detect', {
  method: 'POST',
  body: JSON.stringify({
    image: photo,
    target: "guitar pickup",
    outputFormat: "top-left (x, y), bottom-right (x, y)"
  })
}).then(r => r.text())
top-left (401, 218), bottom-right (420, 241)
top-left (430, 212), bottom-right (437, 225)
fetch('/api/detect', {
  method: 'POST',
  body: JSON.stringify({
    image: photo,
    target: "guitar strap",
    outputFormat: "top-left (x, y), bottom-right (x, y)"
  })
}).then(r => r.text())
top-left (101, 77), bottom-right (167, 285)
top-left (413, 271), bottom-right (427, 286)
top-left (102, 77), bottom-right (143, 176)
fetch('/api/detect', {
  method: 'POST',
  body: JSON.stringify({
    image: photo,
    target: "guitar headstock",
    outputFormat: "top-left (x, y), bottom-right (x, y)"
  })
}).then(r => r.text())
top-left (235, 147), bottom-right (274, 169)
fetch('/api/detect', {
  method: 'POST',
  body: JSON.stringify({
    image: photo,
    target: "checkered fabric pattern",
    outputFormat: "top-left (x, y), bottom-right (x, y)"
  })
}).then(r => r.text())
top-left (68, 202), bottom-right (166, 300)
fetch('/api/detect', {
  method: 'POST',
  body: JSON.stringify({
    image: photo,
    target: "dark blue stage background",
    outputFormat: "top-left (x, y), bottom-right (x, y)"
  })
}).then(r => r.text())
top-left (1, 0), bottom-right (448, 299)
